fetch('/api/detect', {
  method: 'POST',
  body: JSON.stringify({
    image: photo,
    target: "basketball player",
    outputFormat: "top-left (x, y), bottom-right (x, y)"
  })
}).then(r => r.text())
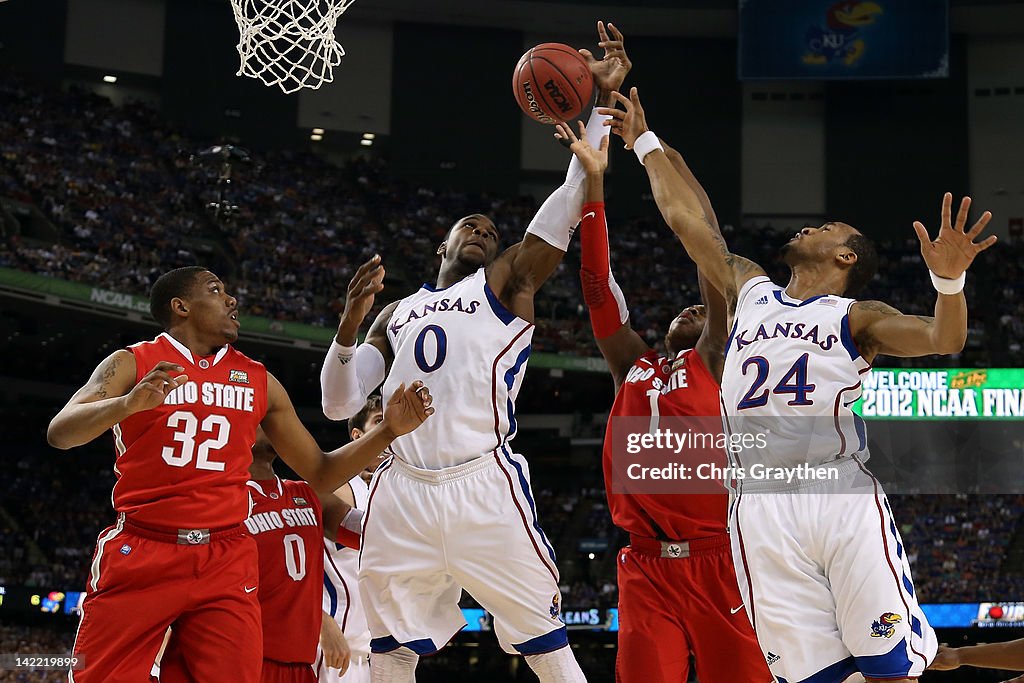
top-left (48, 266), bottom-right (434, 683)
top-left (160, 427), bottom-right (358, 683)
top-left (317, 395), bottom-right (382, 683)
top-left (602, 87), bottom-right (997, 683)
top-left (556, 118), bottom-right (771, 682)
top-left (319, 21), bottom-right (630, 683)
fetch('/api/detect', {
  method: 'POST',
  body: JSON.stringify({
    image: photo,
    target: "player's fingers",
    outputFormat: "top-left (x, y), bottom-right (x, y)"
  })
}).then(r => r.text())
top-left (599, 40), bottom-right (624, 54)
top-left (424, 406), bottom-right (435, 418)
top-left (577, 48), bottom-right (595, 64)
top-left (954, 195), bottom-right (971, 232)
top-left (171, 374), bottom-right (189, 388)
top-left (608, 22), bottom-right (625, 43)
top-left (143, 371), bottom-right (176, 387)
top-left (911, 221), bottom-right (930, 246)
top-left (629, 86), bottom-right (641, 107)
top-left (610, 90), bottom-right (631, 109)
top-left (975, 234), bottom-right (998, 252)
top-left (350, 254), bottom-right (381, 282)
top-left (940, 191), bottom-right (952, 228)
top-left (966, 210), bottom-right (993, 238)
top-left (149, 361), bottom-right (184, 375)
top-left (597, 19), bottom-right (609, 44)
top-left (599, 135), bottom-right (610, 153)
top-left (597, 107), bottom-right (625, 122)
top-left (576, 120), bottom-right (587, 139)
top-left (339, 653), bottom-right (350, 675)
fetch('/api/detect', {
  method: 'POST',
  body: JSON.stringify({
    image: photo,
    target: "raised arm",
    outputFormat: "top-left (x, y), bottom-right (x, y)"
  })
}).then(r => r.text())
top-left (268, 373), bottom-right (432, 494)
top-left (556, 121), bottom-right (648, 389)
top-left (47, 351), bottom-right (188, 449)
top-left (321, 255), bottom-right (397, 421)
top-left (850, 194), bottom-right (995, 363)
top-left (660, 139), bottom-right (729, 380)
top-left (492, 22), bottom-right (630, 299)
top-left (599, 88), bottom-right (766, 311)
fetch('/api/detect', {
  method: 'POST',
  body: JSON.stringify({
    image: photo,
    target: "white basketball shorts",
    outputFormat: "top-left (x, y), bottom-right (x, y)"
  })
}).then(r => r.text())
top-left (730, 459), bottom-right (937, 683)
top-left (358, 448), bottom-right (567, 656)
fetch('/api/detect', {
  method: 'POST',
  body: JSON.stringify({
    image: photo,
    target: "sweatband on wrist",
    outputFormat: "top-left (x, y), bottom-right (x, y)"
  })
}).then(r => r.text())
top-left (633, 131), bottom-right (663, 166)
top-left (929, 270), bottom-right (965, 295)
top-left (336, 507), bottom-right (364, 549)
top-left (321, 340), bottom-right (386, 421)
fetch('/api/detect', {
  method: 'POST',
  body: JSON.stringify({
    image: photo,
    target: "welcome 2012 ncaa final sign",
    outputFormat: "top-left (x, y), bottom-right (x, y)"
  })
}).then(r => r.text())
top-left (853, 368), bottom-right (1024, 420)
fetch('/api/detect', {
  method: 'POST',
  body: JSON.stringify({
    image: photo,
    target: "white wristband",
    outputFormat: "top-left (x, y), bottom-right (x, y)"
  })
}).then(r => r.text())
top-left (929, 270), bottom-right (965, 295)
top-left (332, 340), bottom-right (356, 365)
top-left (633, 131), bottom-right (663, 166)
top-left (341, 507), bottom-right (365, 534)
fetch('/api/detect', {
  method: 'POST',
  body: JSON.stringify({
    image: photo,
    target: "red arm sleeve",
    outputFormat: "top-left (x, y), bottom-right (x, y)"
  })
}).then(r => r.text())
top-left (579, 202), bottom-right (630, 339)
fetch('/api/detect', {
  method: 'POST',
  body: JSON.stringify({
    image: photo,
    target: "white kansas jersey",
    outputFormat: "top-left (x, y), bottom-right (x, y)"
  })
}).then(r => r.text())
top-left (721, 276), bottom-right (870, 477)
top-left (383, 268), bottom-right (533, 469)
top-left (322, 476), bottom-right (370, 658)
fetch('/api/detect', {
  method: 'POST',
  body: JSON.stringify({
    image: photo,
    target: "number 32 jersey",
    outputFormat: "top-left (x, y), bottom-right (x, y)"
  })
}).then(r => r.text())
top-left (720, 276), bottom-right (870, 474)
top-left (383, 268), bottom-right (533, 469)
top-left (113, 332), bottom-right (268, 528)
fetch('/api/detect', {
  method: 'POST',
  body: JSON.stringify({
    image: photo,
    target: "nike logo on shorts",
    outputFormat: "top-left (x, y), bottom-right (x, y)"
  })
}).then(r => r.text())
top-left (730, 604), bottom-right (745, 615)
top-left (583, 211), bottom-right (596, 220)
top-left (244, 586), bottom-right (257, 593)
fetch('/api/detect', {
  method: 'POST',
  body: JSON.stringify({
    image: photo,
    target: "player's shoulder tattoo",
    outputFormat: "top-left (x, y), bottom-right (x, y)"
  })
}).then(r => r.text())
top-left (855, 300), bottom-right (902, 317)
top-left (93, 350), bottom-right (128, 399)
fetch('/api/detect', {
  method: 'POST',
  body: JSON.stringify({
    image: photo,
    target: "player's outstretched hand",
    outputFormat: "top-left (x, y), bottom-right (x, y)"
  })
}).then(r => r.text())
top-left (554, 121), bottom-right (609, 175)
top-left (319, 613), bottom-right (351, 674)
top-left (597, 86), bottom-right (649, 151)
top-left (927, 646), bottom-right (961, 671)
top-left (341, 254), bottom-right (385, 327)
top-left (579, 21), bottom-right (631, 99)
top-left (124, 362), bottom-right (188, 414)
top-left (913, 193), bottom-right (997, 280)
top-left (382, 380), bottom-right (434, 437)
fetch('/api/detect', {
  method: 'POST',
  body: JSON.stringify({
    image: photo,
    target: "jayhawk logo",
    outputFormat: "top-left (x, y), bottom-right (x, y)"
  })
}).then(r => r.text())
top-left (870, 612), bottom-right (902, 638)
top-left (550, 593), bottom-right (561, 619)
top-left (803, 1), bottom-right (883, 67)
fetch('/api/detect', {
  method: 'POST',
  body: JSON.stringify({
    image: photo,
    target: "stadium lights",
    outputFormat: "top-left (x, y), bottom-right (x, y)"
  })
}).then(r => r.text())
top-left (362, 132), bottom-right (375, 140)
top-left (588, 553), bottom-right (595, 560)
top-left (312, 128), bottom-right (324, 135)
top-left (103, 75), bottom-right (117, 84)
top-left (310, 134), bottom-right (323, 141)
top-left (360, 139), bottom-right (373, 147)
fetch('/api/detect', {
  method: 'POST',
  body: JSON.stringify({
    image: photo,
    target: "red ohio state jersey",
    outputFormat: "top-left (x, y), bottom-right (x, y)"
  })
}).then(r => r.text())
top-left (602, 347), bottom-right (726, 541)
top-left (246, 478), bottom-right (324, 665)
top-left (112, 333), bottom-right (268, 528)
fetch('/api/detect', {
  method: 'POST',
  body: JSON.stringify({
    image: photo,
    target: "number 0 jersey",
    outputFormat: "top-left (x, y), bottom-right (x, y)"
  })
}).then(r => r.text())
top-left (246, 477), bottom-right (325, 665)
top-left (113, 332), bottom-right (268, 528)
top-left (720, 276), bottom-right (870, 480)
top-left (382, 268), bottom-right (533, 469)
top-left (602, 348), bottom-right (727, 541)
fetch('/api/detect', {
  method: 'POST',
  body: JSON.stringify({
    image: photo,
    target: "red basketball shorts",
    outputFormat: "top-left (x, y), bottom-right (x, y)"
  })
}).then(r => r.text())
top-left (70, 516), bottom-right (262, 683)
top-left (615, 535), bottom-right (771, 683)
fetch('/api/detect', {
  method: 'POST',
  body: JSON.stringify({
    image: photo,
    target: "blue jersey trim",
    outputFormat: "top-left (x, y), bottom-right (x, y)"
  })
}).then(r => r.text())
top-left (772, 290), bottom-right (828, 307)
top-left (776, 655), bottom-right (856, 683)
top-left (503, 345), bottom-right (531, 439)
top-left (501, 445), bottom-right (557, 564)
top-left (723, 319), bottom-right (739, 361)
top-left (512, 626), bottom-right (569, 655)
top-left (323, 573), bottom-right (338, 618)
top-left (484, 282), bottom-right (517, 325)
top-left (854, 638), bottom-right (915, 679)
top-left (369, 635), bottom-right (439, 655)
top-left (839, 313), bottom-right (861, 361)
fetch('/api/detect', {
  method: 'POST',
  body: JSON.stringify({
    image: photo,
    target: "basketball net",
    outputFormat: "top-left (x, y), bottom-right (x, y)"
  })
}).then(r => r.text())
top-left (230, 0), bottom-right (355, 94)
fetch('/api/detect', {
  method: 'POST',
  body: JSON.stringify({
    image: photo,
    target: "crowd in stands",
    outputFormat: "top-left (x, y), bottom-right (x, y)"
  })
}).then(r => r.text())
top-left (1, 74), bottom-right (1018, 363)
top-left (0, 623), bottom-right (74, 682)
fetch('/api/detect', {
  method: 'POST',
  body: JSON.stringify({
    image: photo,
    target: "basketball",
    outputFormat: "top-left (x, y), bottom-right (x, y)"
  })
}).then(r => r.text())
top-left (512, 43), bottom-right (594, 124)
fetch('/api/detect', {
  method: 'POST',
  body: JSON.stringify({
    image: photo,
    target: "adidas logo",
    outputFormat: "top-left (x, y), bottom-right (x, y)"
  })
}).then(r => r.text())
top-left (755, 295), bottom-right (769, 305)
top-left (765, 651), bottom-right (781, 665)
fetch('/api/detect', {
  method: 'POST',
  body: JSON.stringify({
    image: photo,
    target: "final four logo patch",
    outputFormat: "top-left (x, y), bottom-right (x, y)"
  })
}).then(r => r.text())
top-left (293, 497), bottom-right (309, 507)
top-left (229, 369), bottom-right (250, 384)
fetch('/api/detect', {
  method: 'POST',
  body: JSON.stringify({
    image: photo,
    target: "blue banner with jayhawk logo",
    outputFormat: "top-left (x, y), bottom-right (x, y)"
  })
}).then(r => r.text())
top-left (739, 0), bottom-right (949, 80)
